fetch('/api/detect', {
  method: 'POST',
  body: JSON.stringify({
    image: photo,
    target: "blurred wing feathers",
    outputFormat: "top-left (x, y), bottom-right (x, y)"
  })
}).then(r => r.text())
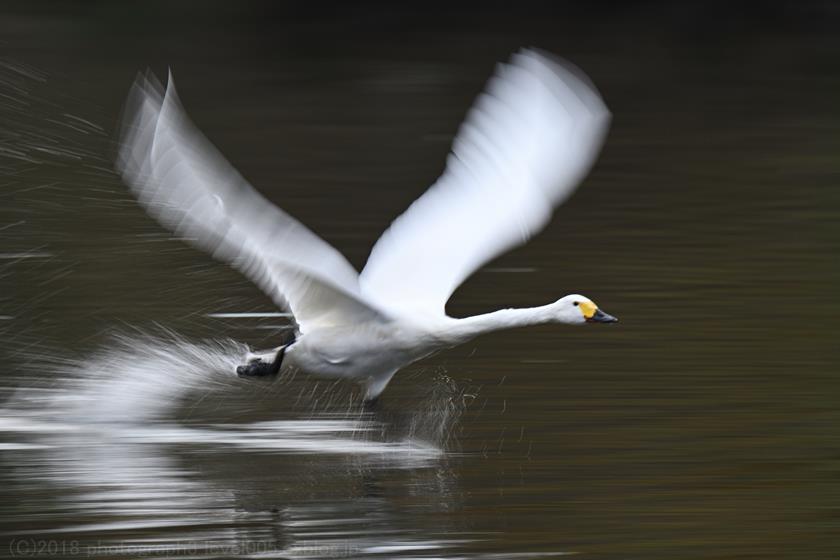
top-left (360, 49), bottom-right (610, 316)
top-left (117, 72), bottom-right (387, 332)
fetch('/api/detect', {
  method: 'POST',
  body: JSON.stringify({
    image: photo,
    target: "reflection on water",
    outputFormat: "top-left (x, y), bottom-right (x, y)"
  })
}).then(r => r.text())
top-left (0, 334), bottom-right (471, 558)
top-left (2, 3), bottom-right (840, 559)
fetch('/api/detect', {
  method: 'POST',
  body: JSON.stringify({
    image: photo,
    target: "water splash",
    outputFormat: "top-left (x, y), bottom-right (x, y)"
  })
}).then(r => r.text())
top-left (0, 330), bottom-right (463, 461)
top-left (54, 331), bottom-right (247, 424)
top-left (0, 331), bottom-right (467, 556)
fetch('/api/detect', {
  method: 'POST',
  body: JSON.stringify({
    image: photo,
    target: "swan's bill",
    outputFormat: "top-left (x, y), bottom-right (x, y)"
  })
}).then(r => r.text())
top-left (586, 308), bottom-right (618, 323)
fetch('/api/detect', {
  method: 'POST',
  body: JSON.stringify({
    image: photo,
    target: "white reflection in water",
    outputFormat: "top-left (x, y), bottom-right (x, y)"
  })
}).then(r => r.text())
top-left (0, 333), bottom-right (475, 558)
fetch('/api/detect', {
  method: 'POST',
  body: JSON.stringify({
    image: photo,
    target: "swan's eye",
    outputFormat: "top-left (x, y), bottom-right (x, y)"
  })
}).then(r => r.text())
top-left (573, 301), bottom-right (579, 306)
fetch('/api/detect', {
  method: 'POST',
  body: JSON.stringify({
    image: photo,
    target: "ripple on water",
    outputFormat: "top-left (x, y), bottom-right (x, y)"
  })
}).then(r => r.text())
top-left (0, 332), bottom-right (479, 558)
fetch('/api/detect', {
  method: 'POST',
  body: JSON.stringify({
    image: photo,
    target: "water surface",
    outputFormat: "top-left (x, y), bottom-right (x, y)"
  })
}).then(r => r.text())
top-left (1, 3), bottom-right (839, 559)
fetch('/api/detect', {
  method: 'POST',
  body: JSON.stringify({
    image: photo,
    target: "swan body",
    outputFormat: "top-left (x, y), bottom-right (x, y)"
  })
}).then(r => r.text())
top-left (116, 49), bottom-right (617, 401)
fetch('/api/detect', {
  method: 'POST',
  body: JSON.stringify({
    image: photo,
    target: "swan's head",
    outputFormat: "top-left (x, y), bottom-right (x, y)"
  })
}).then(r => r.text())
top-left (554, 294), bottom-right (618, 325)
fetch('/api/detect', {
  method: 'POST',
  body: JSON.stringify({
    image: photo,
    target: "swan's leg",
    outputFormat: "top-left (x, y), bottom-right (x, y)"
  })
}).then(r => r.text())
top-left (363, 395), bottom-right (381, 412)
top-left (362, 369), bottom-right (397, 408)
top-left (237, 331), bottom-right (296, 378)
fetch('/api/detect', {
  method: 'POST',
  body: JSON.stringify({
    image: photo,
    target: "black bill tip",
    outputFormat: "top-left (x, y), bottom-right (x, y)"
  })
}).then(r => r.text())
top-left (587, 308), bottom-right (618, 323)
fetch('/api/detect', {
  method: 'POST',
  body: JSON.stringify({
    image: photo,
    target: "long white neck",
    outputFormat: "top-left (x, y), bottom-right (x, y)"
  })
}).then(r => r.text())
top-left (441, 303), bottom-right (566, 345)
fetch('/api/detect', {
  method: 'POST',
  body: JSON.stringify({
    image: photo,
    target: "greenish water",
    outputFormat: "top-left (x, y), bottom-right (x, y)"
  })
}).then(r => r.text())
top-left (1, 3), bottom-right (839, 559)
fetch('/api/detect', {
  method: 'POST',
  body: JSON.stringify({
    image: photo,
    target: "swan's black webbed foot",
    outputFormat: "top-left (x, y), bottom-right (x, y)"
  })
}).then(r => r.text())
top-left (237, 333), bottom-right (296, 378)
top-left (236, 358), bottom-right (279, 378)
top-left (236, 346), bottom-right (286, 377)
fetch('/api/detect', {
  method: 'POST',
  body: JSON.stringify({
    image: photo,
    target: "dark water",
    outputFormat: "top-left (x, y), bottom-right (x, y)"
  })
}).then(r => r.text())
top-left (1, 3), bottom-right (839, 559)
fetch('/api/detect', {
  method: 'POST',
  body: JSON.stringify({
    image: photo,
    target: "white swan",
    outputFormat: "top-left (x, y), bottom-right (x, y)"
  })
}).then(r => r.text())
top-left (116, 48), bottom-right (616, 405)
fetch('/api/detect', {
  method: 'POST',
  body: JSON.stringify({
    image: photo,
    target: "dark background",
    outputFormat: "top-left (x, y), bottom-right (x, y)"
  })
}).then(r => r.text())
top-left (1, 2), bottom-right (838, 559)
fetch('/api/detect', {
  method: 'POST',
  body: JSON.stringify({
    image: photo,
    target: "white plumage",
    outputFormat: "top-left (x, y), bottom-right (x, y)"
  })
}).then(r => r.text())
top-left (117, 49), bottom-right (616, 402)
top-left (361, 52), bottom-right (609, 316)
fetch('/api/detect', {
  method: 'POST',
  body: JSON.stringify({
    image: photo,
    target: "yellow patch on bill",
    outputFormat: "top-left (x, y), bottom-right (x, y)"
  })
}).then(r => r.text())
top-left (579, 301), bottom-right (598, 319)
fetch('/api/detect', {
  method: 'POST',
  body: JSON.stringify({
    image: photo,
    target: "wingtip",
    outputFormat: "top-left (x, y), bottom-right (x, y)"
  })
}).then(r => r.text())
top-left (164, 67), bottom-right (180, 103)
top-left (511, 46), bottom-right (611, 119)
top-left (116, 69), bottom-right (162, 171)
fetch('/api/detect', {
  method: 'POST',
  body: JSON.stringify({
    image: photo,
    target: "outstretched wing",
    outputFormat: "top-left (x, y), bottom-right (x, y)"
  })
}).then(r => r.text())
top-left (360, 49), bottom-right (610, 317)
top-left (117, 72), bottom-right (388, 333)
